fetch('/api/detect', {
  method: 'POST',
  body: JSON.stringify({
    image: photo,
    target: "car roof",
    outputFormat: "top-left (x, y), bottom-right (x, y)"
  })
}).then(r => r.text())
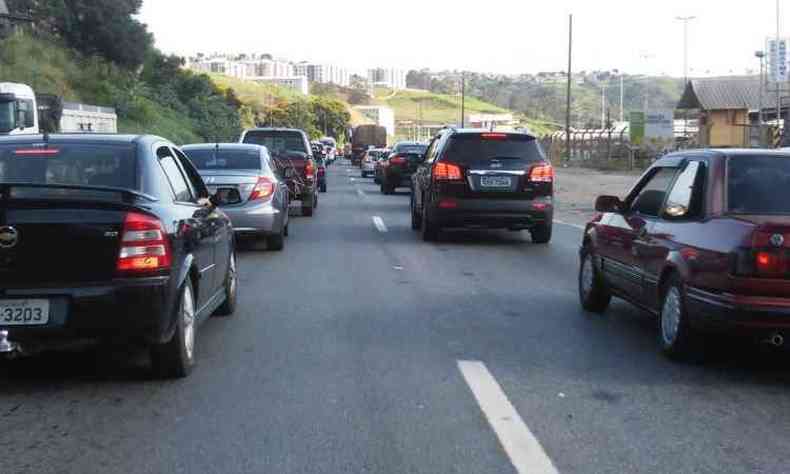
top-left (182, 143), bottom-right (264, 152)
top-left (394, 141), bottom-right (426, 146)
top-left (443, 128), bottom-right (537, 139)
top-left (0, 133), bottom-right (161, 146)
top-left (243, 127), bottom-right (305, 134)
top-left (655, 148), bottom-right (790, 167)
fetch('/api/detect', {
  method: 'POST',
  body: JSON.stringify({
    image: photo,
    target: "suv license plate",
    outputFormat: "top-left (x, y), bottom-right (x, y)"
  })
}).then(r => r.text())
top-left (0, 299), bottom-right (50, 326)
top-left (480, 176), bottom-right (512, 188)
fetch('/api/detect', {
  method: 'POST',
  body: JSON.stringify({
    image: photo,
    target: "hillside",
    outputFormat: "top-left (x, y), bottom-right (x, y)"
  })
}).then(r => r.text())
top-left (0, 34), bottom-right (204, 143)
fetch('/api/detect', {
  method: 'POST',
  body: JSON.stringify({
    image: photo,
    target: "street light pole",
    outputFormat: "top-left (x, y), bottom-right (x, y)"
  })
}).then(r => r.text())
top-left (460, 72), bottom-right (466, 128)
top-left (676, 16), bottom-right (696, 138)
top-left (565, 14), bottom-right (573, 162)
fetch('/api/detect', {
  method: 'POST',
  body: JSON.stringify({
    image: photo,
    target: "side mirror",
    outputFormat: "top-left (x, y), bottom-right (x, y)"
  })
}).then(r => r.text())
top-left (595, 195), bottom-right (623, 213)
top-left (16, 108), bottom-right (26, 130)
top-left (210, 187), bottom-right (242, 206)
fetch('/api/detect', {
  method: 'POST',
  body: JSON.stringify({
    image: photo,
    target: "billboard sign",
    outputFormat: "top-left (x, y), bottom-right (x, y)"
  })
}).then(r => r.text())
top-left (767, 38), bottom-right (789, 83)
top-left (645, 110), bottom-right (674, 140)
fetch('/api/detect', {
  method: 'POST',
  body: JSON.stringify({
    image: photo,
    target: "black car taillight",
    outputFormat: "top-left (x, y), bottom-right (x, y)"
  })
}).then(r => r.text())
top-left (528, 163), bottom-right (554, 183)
top-left (390, 155), bottom-right (407, 166)
top-left (433, 162), bottom-right (463, 182)
top-left (117, 212), bottom-right (172, 274)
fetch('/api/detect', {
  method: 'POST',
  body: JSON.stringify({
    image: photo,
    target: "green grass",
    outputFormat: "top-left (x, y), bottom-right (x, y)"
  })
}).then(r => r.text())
top-left (372, 88), bottom-right (509, 124)
top-left (209, 73), bottom-right (304, 107)
top-left (0, 33), bottom-right (204, 144)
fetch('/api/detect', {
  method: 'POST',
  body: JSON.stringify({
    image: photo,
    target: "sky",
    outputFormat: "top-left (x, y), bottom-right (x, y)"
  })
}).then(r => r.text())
top-left (139, 0), bottom-right (784, 78)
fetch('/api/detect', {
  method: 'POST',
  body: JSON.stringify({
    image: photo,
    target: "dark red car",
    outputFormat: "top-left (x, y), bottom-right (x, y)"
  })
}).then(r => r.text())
top-left (579, 150), bottom-right (790, 358)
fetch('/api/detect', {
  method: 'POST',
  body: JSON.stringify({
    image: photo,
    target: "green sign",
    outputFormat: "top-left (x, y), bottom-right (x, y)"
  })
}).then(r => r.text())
top-left (630, 112), bottom-right (645, 145)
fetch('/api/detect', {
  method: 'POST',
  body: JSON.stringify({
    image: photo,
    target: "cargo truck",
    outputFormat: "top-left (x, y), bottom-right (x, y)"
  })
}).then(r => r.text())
top-left (351, 125), bottom-right (387, 166)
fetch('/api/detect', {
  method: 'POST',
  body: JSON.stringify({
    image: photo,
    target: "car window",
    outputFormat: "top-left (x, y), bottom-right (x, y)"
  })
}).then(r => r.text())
top-left (664, 161), bottom-right (705, 219)
top-left (423, 139), bottom-right (439, 164)
top-left (629, 167), bottom-right (677, 217)
top-left (442, 133), bottom-right (544, 164)
top-left (242, 130), bottom-right (308, 157)
top-left (728, 155), bottom-right (790, 214)
top-left (172, 147), bottom-right (207, 199)
top-left (157, 146), bottom-right (193, 202)
top-left (185, 148), bottom-right (263, 171)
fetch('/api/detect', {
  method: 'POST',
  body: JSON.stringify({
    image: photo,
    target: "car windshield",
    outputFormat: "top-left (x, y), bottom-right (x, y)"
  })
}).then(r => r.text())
top-left (444, 134), bottom-right (544, 163)
top-left (394, 144), bottom-right (427, 155)
top-left (0, 143), bottom-right (137, 189)
top-left (728, 155), bottom-right (790, 214)
top-left (184, 148), bottom-right (262, 170)
top-left (242, 131), bottom-right (307, 158)
top-left (0, 99), bottom-right (15, 133)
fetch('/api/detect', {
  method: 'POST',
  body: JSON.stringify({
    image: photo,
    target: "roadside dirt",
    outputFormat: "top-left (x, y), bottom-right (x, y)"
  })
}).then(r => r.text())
top-left (554, 167), bottom-right (640, 227)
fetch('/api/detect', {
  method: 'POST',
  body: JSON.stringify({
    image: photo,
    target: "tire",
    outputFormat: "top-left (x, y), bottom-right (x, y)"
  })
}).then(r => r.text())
top-left (302, 195), bottom-right (315, 216)
top-left (381, 181), bottom-right (394, 195)
top-left (578, 250), bottom-right (611, 313)
top-left (284, 223), bottom-right (289, 237)
top-left (267, 228), bottom-right (285, 251)
top-left (320, 182), bottom-right (327, 193)
top-left (421, 207), bottom-right (440, 242)
top-left (410, 194), bottom-right (421, 231)
top-left (659, 274), bottom-right (697, 360)
top-left (374, 177), bottom-right (380, 184)
top-left (531, 223), bottom-right (553, 244)
top-left (215, 252), bottom-right (238, 317)
top-left (150, 279), bottom-right (196, 379)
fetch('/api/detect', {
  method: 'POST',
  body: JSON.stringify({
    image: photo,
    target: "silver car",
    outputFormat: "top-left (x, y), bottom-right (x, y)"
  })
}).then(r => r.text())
top-left (182, 143), bottom-right (290, 251)
top-left (362, 148), bottom-right (389, 178)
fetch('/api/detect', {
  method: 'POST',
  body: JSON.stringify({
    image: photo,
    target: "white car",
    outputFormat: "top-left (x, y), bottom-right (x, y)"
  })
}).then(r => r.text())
top-left (361, 148), bottom-right (389, 178)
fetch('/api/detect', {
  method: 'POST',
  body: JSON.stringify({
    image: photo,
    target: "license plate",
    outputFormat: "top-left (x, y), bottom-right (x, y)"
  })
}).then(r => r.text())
top-left (0, 299), bottom-right (50, 326)
top-left (480, 176), bottom-right (512, 188)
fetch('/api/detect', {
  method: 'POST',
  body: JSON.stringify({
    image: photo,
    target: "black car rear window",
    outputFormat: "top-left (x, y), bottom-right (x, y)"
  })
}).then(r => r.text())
top-left (443, 134), bottom-right (544, 164)
top-left (185, 148), bottom-right (262, 171)
top-left (728, 155), bottom-right (790, 214)
top-left (394, 144), bottom-right (427, 155)
top-left (242, 131), bottom-right (308, 157)
top-left (0, 143), bottom-right (137, 189)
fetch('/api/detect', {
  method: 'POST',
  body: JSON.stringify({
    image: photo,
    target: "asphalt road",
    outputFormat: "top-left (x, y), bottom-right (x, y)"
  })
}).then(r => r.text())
top-left (2, 161), bottom-right (790, 474)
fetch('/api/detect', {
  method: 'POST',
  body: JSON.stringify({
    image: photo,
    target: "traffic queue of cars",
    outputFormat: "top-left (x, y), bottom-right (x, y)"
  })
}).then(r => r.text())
top-left (354, 129), bottom-right (790, 360)
top-left (0, 127), bottom-right (338, 378)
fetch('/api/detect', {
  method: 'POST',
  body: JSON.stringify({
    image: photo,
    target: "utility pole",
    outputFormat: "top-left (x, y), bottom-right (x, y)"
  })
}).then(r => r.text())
top-left (676, 16), bottom-right (696, 138)
top-left (620, 74), bottom-right (624, 123)
top-left (601, 84), bottom-right (606, 128)
top-left (777, 0), bottom-right (783, 130)
top-left (460, 72), bottom-right (466, 128)
top-left (757, 50), bottom-right (766, 129)
top-left (565, 14), bottom-right (573, 162)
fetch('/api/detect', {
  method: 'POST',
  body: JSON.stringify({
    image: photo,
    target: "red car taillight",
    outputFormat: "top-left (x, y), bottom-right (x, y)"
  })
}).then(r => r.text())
top-left (117, 212), bottom-right (172, 274)
top-left (529, 163), bottom-right (554, 183)
top-left (433, 162), bottom-right (463, 182)
top-left (250, 176), bottom-right (276, 201)
top-left (305, 161), bottom-right (315, 180)
top-left (390, 155), bottom-right (407, 165)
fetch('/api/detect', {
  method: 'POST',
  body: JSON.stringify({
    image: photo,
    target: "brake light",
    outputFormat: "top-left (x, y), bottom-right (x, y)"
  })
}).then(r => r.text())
top-left (481, 133), bottom-right (508, 140)
top-left (438, 198), bottom-right (458, 209)
top-left (529, 163), bottom-right (554, 183)
top-left (14, 148), bottom-right (60, 156)
top-left (433, 162), bottom-right (463, 181)
top-left (249, 176), bottom-right (276, 201)
top-left (305, 161), bottom-right (315, 180)
top-left (733, 248), bottom-right (789, 278)
top-left (117, 213), bottom-right (172, 274)
top-left (390, 155), bottom-right (407, 165)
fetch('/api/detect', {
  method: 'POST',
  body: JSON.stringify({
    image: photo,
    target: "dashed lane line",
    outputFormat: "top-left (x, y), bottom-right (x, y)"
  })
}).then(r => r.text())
top-left (458, 360), bottom-right (559, 474)
top-left (372, 216), bottom-right (388, 233)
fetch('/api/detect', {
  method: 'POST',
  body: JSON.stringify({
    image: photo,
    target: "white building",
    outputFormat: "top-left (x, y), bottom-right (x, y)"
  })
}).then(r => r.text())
top-left (250, 76), bottom-right (309, 95)
top-left (188, 55), bottom-right (295, 80)
top-left (353, 106), bottom-right (396, 136)
top-left (367, 68), bottom-right (406, 90)
top-left (294, 62), bottom-right (350, 87)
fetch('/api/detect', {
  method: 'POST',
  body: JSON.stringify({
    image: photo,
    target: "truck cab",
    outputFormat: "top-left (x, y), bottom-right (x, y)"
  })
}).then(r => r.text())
top-left (0, 82), bottom-right (38, 135)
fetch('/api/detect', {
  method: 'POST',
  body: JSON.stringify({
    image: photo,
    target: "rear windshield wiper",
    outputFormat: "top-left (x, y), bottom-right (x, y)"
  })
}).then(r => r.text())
top-left (0, 183), bottom-right (158, 202)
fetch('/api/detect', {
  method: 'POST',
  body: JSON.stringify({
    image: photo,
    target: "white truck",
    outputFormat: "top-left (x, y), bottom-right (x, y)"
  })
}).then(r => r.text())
top-left (0, 82), bottom-right (117, 135)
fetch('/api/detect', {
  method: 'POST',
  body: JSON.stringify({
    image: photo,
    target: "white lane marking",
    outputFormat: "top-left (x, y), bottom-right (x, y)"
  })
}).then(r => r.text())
top-left (357, 188), bottom-right (366, 198)
top-left (372, 216), bottom-right (388, 233)
top-left (553, 219), bottom-right (585, 230)
top-left (458, 360), bottom-right (559, 474)
top-left (350, 178), bottom-right (356, 183)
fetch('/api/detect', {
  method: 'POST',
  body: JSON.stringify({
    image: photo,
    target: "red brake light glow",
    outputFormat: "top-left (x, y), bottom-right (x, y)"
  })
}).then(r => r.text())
top-left (305, 161), bottom-right (315, 180)
top-left (14, 148), bottom-right (60, 156)
top-left (529, 163), bottom-right (554, 183)
top-left (250, 176), bottom-right (276, 201)
top-left (390, 155), bottom-right (407, 165)
top-left (433, 162), bottom-right (463, 181)
top-left (481, 133), bottom-right (508, 140)
top-left (117, 213), bottom-right (172, 274)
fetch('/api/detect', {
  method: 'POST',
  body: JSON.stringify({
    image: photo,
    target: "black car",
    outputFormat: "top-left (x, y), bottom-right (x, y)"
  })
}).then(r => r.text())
top-left (411, 129), bottom-right (554, 242)
top-left (379, 141), bottom-right (428, 194)
top-left (0, 134), bottom-right (238, 378)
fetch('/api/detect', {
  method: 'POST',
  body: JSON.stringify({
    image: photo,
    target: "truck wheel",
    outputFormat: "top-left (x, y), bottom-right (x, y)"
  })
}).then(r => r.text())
top-left (151, 279), bottom-right (196, 378)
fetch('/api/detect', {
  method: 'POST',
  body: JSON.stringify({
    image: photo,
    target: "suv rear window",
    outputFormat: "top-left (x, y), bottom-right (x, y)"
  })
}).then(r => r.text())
top-left (185, 148), bottom-right (262, 171)
top-left (443, 134), bottom-right (544, 164)
top-left (242, 131), bottom-right (308, 158)
top-left (394, 144), bottom-right (427, 155)
top-left (0, 143), bottom-right (137, 189)
top-left (728, 155), bottom-right (790, 214)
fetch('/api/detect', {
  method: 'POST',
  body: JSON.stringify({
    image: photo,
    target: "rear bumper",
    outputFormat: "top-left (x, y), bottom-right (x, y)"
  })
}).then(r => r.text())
top-left (0, 276), bottom-right (174, 349)
top-left (429, 199), bottom-right (552, 230)
top-left (222, 201), bottom-right (284, 235)
top-left (383, 171), bottom-right (414, 187)
top-left (687, 287), bottom-right (790, 331)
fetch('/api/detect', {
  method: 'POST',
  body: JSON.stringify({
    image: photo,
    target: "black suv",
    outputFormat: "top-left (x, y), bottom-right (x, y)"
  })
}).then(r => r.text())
top-left (380, 141), bottom-right (428, 194)
top-left (410, 129), bottom-right (554, 243)
top-left (0, 134), bottom-right (237, 378)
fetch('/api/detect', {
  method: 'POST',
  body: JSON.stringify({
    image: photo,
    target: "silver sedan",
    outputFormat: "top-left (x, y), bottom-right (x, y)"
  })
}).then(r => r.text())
top-left (182, 143), bottom-right (290, 251)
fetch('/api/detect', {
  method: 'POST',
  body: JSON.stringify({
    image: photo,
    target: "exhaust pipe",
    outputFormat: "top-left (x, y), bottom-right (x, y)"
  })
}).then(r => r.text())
top-left (0, 330), bottom-right (19, 354)
top-left (764, 332), bottom-right (785, 348)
